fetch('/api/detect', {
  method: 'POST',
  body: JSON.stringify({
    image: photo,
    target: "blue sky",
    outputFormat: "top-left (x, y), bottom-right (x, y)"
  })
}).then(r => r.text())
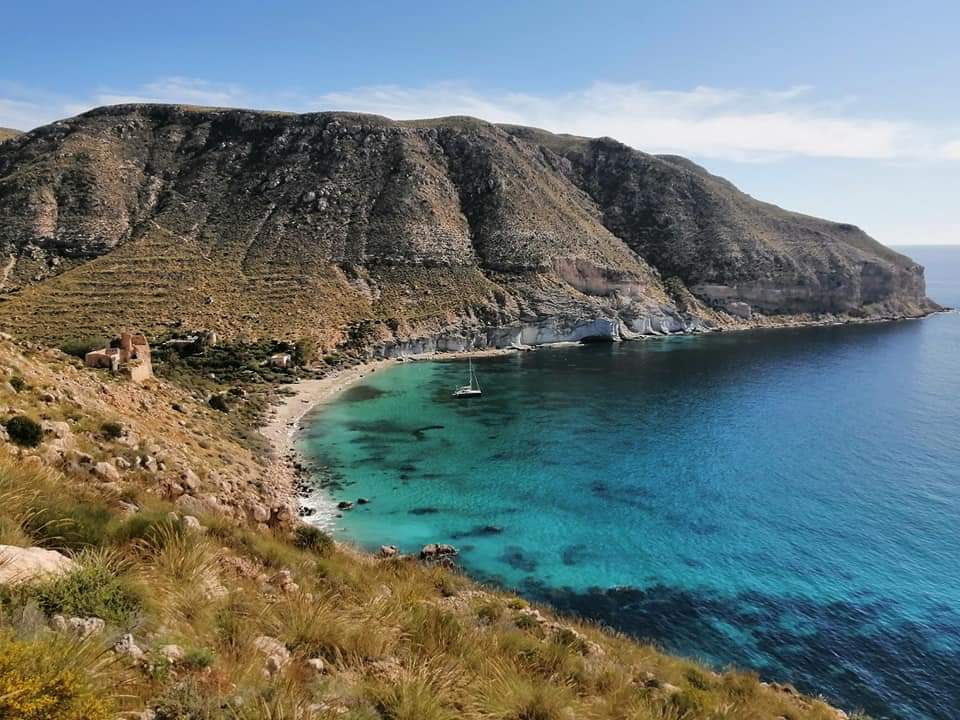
top-left (2, 0), bottom-right (958, 245)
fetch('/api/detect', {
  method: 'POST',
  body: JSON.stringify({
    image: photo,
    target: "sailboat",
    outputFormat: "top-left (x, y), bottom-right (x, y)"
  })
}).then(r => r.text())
top-left (452, 357), bottom-right (482, 398)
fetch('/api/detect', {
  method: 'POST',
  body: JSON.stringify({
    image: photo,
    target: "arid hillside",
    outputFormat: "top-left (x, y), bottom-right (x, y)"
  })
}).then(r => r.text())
top-left (0, 104), bottom-right (937, 351)
top-left (0, 334), bottom-right (857, 719)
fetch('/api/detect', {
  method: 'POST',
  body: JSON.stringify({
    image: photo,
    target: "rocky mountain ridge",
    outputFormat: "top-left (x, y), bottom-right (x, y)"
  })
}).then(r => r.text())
top-left (0, 104), bottom-right (937, 352)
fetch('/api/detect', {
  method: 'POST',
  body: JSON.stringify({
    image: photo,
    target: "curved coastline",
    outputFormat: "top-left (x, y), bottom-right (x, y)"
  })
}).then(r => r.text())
top-left (258, 311), bottom-right (947, 720)
top-left (262, 310), bottom-right (945, 526)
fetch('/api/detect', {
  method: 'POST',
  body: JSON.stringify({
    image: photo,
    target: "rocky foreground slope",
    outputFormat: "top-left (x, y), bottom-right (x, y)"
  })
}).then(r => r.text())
top-left (0, 104), bottom-right (937, 353)
top-left (0, 335), bottom-right (856, 719)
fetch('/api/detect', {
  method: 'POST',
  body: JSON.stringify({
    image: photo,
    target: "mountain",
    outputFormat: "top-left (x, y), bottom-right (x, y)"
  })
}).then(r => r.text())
top-left (0, 104), bottom-right (937, 351)
top-left (0, 128), bottom-right (21, 143)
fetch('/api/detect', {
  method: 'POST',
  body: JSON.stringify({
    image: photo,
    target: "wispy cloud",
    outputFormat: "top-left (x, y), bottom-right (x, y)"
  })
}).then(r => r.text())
top-left (2, 77), bottom-right (958, 164)
top-left (943, 140), bottom-right (960, 160)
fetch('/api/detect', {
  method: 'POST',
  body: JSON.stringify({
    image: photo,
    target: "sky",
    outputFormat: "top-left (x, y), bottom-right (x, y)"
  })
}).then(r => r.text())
top-left (2, 0), bottom-right (958, 246)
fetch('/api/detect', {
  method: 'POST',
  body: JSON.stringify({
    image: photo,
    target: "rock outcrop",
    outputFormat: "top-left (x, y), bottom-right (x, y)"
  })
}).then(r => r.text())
top-left (0, 105), bottom-right (937, 350)
top-left (0, 544), bottom-right (75, 585)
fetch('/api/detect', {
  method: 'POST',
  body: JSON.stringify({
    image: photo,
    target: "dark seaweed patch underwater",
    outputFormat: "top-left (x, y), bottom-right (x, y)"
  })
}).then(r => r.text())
top-left (303, 248), bottom-right (960, 720)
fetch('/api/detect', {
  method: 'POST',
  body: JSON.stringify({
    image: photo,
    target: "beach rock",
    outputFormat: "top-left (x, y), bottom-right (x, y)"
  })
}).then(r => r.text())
top-left (379, 545), bottom-right (399, 558)
top-left (420, 543), bottom-right (458, 560)
top-left (174, 494), bottom-right (207, 516)
top-left (769, 682), bottom-right (800, 696)
top-left (93, 461), bottom-right (121, 482)
top-left (50, 614), bottom-right (105, 637)
top-left (117, 500), bottom-right (139, 515)
top-left (357, 497), bottom-right (370, 504)
top-left (159, 644), bottom-right (185, 663)
top-left (269, 569), bottom-right (299, 593)
top-left (368, 656), bottom-right (403, 682)
top-left (117, 711), bottom-right (157, 720)
top-left (337, 500), bottom-right (354, 510)
top-left (639, 671), bottom-right (661, 689)
top-left (114, 633), bottom-right (146, 663)
top-left (180, 469), bottom-right (200, 492)
top-left (305, 657), bottom-right (327, 675)
top-left (69, 450), bottom-right (94, 465)
top-left (181, 515), bottom-right (205, 533)
top-left (0, 545), bottom-right (75, 585)
top-left (726, 301), bottom-right (753, 320)
top-left (253, 635), bottom-right (290, 676)
top-left (42, 420), bottom-right (71, 439)
top-left (250, 502), bottom-right (270, 523)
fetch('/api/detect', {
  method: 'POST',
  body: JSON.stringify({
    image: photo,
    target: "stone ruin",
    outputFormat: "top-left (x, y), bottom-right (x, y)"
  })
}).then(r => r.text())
top-left (84, 331), bottom-right (153, 382)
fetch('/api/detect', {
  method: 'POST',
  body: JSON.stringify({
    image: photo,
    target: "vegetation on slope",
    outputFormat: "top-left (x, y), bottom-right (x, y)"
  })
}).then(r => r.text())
top-left (0, 104), bottom-right (934, 354)
top-left (0, 335), bottom-right (859, 719)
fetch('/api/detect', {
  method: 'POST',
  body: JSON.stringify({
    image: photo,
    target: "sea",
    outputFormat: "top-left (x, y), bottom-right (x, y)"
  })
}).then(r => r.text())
top-left (301, 245), bottom-right (960, 720)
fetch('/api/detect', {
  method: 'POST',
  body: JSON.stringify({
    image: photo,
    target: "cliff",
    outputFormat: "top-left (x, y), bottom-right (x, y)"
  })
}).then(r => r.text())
top-left (0, 104), bottom-right (937, 351)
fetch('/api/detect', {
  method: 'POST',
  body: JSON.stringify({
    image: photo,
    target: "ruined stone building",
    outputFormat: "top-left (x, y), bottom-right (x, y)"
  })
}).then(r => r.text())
top-left (84, 332), bottom-right (153, 382)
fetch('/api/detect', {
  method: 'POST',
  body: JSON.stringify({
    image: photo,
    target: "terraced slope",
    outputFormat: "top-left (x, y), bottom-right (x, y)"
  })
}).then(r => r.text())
top-left (0, 104), bottom-right (936, 349)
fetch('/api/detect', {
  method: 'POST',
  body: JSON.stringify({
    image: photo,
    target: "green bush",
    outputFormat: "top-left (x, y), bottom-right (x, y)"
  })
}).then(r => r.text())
top-left (27, 554), bottom-right (142, 626)
top-left (293, 524), bottom-right (333, 555)
top-left (293, 337), bottom-right (318, 366)
top-left (60, 337), bottom-right (108, 359)
top-left (153, 678), bottom-right (218, 720)
top-left (208, 394), bottom-right (229, 413)
top-left (182, 647), bottom-right (216, 671)
top-left (8, 375), bottom-right (26, 393)
top-left (6, 415), bottom-right (43, 447)
top-left (99, 422), bottom-right (123, 440)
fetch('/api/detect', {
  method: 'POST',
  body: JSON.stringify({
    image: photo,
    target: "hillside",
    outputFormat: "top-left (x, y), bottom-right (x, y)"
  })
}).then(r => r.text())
top-left (0, 104), bottom-right (937, 353)
top-left (0, 336), bottom-right (857, 719)
top-left (0, 128), bottom-right (21, 143)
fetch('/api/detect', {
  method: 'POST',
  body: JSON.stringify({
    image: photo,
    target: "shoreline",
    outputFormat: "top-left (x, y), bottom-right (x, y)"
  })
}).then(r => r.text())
top-left (260, 346), bottom-right (519, 525)
top-left (261, 310), bottom-right (946, 525)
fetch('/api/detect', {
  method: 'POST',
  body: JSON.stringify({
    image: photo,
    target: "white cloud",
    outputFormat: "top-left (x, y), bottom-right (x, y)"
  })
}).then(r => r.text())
top-left (309, 82), bottom-right (928, 162)
top-left (943, 140), bottom-right (960, 159)
top-left (1, 77), bottom-right (958, 164)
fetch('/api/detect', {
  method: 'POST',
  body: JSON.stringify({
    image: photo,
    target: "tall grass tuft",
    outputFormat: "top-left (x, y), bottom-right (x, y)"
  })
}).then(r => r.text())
top-left (474, 661), bottom-right (577, 720)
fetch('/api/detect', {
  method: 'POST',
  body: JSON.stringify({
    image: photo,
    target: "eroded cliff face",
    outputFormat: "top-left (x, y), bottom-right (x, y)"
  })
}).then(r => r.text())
top-left (0, 105), bottom-right (937, 352)
top-left (514, 129), bottom-right (934, 318)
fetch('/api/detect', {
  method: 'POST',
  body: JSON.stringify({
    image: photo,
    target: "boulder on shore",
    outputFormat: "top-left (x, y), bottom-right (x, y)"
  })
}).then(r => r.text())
top-left (420, 543), bottom-right (458, 560)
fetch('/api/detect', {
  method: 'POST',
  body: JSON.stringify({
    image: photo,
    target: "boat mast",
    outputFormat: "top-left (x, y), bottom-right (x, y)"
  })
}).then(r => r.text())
top-left (471, 358), bottom-right (480, 391)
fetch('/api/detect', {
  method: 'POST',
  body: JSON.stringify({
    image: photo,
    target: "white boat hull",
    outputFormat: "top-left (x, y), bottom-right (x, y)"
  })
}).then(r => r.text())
top-left (452, 388), bottom-right (482, 398)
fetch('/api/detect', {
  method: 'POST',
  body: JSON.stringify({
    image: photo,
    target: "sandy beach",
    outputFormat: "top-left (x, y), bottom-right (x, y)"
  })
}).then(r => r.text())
top-left (260, 348), bottom-right (519, 519)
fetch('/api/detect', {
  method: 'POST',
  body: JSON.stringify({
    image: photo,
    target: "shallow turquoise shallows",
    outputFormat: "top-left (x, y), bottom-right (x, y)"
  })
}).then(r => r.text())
top-left (302, 246), bottom-right (960, 720)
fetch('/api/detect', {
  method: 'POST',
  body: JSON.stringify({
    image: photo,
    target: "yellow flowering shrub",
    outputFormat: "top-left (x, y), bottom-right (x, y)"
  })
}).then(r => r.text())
top-left (0, 633), bottom-right (113, 720)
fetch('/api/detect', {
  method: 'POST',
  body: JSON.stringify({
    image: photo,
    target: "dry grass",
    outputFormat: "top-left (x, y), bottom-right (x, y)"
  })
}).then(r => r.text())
top-left (0, 347), bottom-right (863, 719)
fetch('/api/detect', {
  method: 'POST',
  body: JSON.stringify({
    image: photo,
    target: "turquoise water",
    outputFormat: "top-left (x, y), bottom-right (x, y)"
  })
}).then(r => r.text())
top-left (302, 246), bottom-right (960, 720)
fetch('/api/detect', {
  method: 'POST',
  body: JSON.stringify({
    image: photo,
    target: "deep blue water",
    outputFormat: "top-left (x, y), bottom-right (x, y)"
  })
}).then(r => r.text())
top-left (302, 245), bottom-right (960, 720)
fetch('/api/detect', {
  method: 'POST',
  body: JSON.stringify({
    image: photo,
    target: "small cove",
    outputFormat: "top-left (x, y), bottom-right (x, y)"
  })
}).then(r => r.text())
top-left (301, 246), bottom-right (960, 720)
